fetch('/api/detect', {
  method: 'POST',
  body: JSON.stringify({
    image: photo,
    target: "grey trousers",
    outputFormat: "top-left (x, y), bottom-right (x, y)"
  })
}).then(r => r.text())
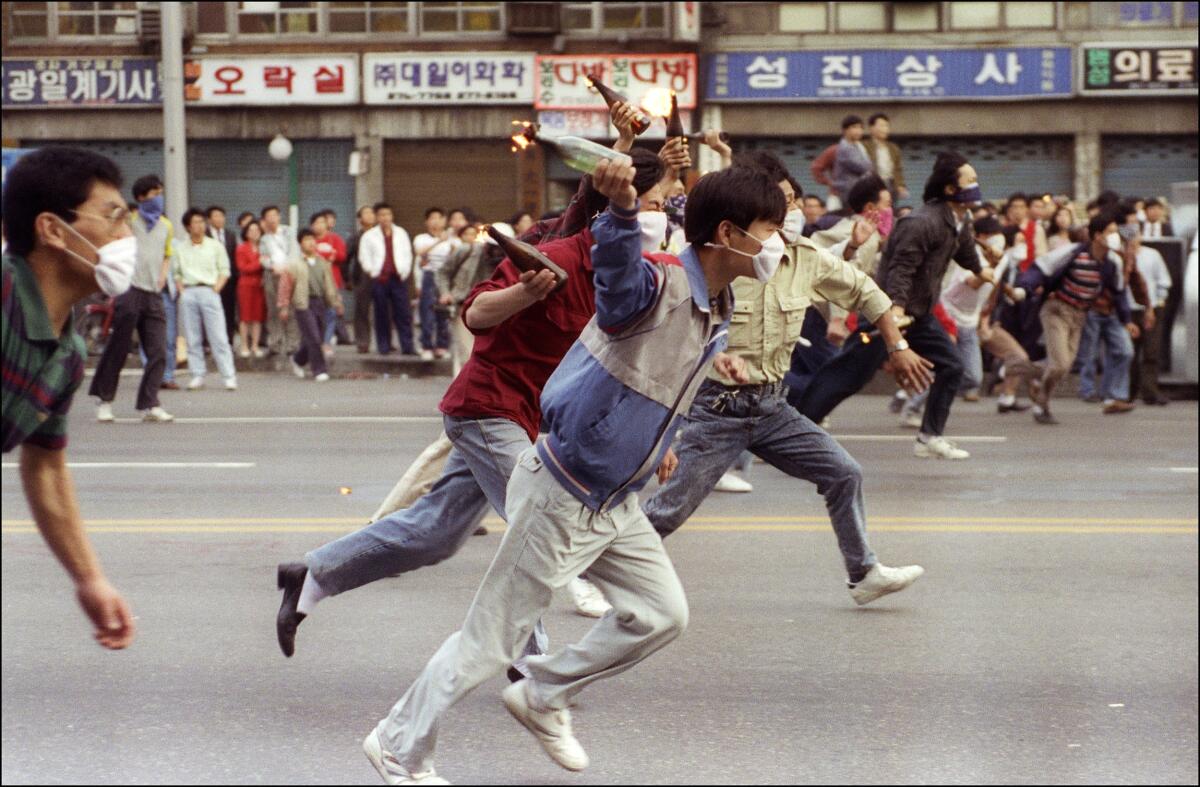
top-left (378, 446), bottom-right (689, 773)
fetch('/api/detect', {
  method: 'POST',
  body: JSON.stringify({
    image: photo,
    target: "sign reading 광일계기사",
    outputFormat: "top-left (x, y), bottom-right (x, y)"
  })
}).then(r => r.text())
top-left (2, 58), bottom-right (161, 108)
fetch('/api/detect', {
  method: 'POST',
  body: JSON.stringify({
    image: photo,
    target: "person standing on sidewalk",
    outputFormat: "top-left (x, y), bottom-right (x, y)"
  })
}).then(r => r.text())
top-left (413, 207), bottom-right (458, 361)
top-left (258, 205), bottom-right (299, 358)
top-left (2, 146), bottom-right (138, 649)
top-left (359, 203), bottom-right (416, 356)
top-left (89, 175), bottom-right (174, 423)
top-left (278, 229), bottom-right (342, 383)
top-left (206, 205), bottom-right (239, 347)
top-left (235, 220), bottom-right (267, 359)
top-left (347, 205), bottom-right (376, 353)
top-left (1131, 233), bottom-right (1172, 405)
top-left (173, 208), bottom-right (237, 391)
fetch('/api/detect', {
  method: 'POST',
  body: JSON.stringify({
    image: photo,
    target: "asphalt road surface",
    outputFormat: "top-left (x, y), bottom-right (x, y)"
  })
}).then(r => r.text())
top-left (3, 374), bottom-right (1197, 785)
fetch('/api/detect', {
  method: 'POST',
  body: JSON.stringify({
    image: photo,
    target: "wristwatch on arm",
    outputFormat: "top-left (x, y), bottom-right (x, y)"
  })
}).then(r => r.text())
top-left (887, 339), bottom-right (910, 354)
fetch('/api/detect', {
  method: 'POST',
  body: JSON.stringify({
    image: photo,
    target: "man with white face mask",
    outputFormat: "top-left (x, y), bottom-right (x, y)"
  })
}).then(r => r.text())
top-left (644, 163), bottom-right (933, 606)
top-left (1, 146), bottom-right (138, 651)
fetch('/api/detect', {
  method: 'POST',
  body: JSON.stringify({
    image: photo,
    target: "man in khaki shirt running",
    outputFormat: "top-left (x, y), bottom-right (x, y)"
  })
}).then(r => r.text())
top-left (643, 164), bottom-right (933, 606)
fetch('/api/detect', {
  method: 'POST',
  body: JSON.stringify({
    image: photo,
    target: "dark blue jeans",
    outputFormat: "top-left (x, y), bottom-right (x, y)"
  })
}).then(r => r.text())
top-left (372, 276), bottom-right (414, 354)
top-left (418, 269), bottom-right (450, 351)
top-left (794, 312), bottom-right (963, 437)
top-left (784, 308), bottom-right (840, 408)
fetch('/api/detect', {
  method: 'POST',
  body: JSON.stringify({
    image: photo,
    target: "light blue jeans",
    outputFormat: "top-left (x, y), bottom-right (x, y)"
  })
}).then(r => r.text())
top-left (644, 380), bottom-right (877, 581)
top-left (956, 324), bottom-right (983, 392)
top-left (1078, 311), bottom-right (1134, 401)
top-left (179, 286), bottom-right (235, 381)
top-left (305, 415), bottom-right (547, 653)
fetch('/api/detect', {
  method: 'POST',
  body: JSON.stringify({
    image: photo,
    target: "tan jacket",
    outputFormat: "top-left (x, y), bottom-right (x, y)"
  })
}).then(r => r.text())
top-left (811, 216), bottom-right (883, 321)
top-left (863, 138), bottom-right (905, 192)
top-left (277, 255), bottom-right (342, 312)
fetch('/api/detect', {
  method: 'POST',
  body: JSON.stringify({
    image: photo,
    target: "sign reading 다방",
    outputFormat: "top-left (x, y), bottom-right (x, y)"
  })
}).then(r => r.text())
top-left (364, 53), bottom-right (534, 105)
top-left (535, 53), bottom-right (698, 110)
top-left (707, 48), bottom-right (1072, 102)
top-left (2, 58), bottom-right (161, 108)
top-left (1081, 43), bottom-right (1198, 95)
top-left (184, 55), bottom-right (358, 105)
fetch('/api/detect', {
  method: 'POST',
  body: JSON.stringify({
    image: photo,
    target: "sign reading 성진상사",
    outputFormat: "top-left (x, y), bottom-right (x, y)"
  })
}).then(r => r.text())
top-left (2, 58), bottom-right (161, 108)
top-left (706, 48), bottom-right (1072, 102)
top-left (364, 53), bottom-right (535, 104)
top-left (1081, 44), bottom-right (1198, 95)
top-left (183, 55), bottom-right (358, 105)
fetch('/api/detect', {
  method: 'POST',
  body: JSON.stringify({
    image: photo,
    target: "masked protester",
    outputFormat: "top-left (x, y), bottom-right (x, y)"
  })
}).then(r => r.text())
top-left (1, 146), bottom-right (138, 651)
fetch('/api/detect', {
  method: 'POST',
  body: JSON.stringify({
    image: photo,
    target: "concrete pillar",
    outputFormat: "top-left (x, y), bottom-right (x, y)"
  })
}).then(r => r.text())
top-left (160, 2), bottom-right (188, 223)
top-left (354, 131), bottom-right (384, 210)
top-left (1074, 130), bottom-right (1101, 204)
top-left (697, 104), bottom-right (724, 174)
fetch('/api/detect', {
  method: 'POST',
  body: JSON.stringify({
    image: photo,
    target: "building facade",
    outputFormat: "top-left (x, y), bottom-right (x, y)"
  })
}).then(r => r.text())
top-left (3, 2), bottom-right (1197, 232)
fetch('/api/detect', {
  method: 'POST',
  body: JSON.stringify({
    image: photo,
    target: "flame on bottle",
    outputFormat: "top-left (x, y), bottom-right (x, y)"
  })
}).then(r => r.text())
top-left (509, 120), bottom-right (537, 153)
top-left (640, 87), bottom-right (674, 119)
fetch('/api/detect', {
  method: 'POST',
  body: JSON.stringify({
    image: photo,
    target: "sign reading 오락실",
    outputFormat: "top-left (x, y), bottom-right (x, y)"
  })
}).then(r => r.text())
top-left (364, 53), bottom-right (535, 105)
top-left (2, 58), bottom-right (161, 108)
top-left (706, 48), bottom-right (1072, 102)
top-left (1081, 44), bottom-right (1198, 95)
top-left (183, 55), bottom-right (359, 105)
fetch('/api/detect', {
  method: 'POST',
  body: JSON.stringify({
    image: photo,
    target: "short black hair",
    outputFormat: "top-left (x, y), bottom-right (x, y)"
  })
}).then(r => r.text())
top-left (802, 194), bottom-right (824, 207)
top-left (2, 146), bottom-right (123, 257)
top-left (372, 202), bottom-right (393, 214)
top-left (1145, 197), bottom-right (1163, 209)
top-left (356, 205), bottom-right (373, 219)
top-left (261, 205), bottom-right (280, 217)
top-left (629, 148), bottom-right (665, 196)
top-left (786, 176), bottom-right (804, 200)
top-left (240, 219), bottom-right (261, 242)
top-left (1096, 190), bottom-right (1121, 207)
top-left (1005, 192), bottom-right (1029, 209)
top-left (181, 207), bottom-right (207, 229)
top-left (846, 173), bottom-right (889, 214)
top-left (205, 205), bottom-right (226, 218)
top-left (424, 207), bottom-right (446, 219)
top-left (684, 166), bottom-right (787, 245)
top-left (1116, 200), bottom-right (1139, 223)
top-left (841, 114), bottom-right (863, 130)
top-left (508, 210), bottom-right (534, 226)
top-left (132, 174), bottom-right (162, 200)
top-left (237, 211), bottom-right (255, 225)
top-left (868, 112), bottom-right (889, 126)
top-left (732, 150), bottom-right (791, 187)
top-left (322, 208), bottom-right (337, 219)
top-left (298, 228), bottom-right (316, 242)
top-left (973, 216), bottom-right (1003, 236)
top-left (1088, 213), bottom-right (1117, 238)
top-left (923, 151), bottom-right (970, 204)
top-left (309, 211), bottom-right (327, 226)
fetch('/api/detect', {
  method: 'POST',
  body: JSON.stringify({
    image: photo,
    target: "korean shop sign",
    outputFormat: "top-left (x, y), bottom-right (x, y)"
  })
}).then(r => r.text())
top-left (706, 48), bottom-right (1072, 102)
top-left (364, 53), bottom-right (534, 104)
top-left (1081, 43), bottom-right (1198, 95)
top-left (535, 53), bottom-right (698, 110)
top-left (183, 55), bottom-right (358, 105)
top-left (2, 58), bottom-right (160, 108)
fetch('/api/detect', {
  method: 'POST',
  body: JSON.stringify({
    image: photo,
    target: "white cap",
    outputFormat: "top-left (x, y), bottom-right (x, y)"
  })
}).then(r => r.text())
top-left (485, 222), bottom-right (515, 245)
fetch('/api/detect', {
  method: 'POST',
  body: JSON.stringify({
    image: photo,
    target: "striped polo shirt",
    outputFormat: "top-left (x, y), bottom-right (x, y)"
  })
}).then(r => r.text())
top-left (1054, 250), bottom-right (1104, 311)
top-left (1, 254), bottom-right (86, 453)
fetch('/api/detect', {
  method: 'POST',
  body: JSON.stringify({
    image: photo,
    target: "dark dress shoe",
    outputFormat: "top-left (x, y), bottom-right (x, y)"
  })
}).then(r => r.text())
top-left (507, 666), bottom-right (525, 684)
top-left (1145, 395), bottom-right (1170, 406)
top-left (997, 401), bottom-right (1031, 413)
top-left (276, 562), bottom-right (308, 658)
top-left (473, 525), bottom-right (489, 536)
top-left (1034, 410), bottom-right (1059, 425)
top-left (160, 380), bottom-right (180, 391)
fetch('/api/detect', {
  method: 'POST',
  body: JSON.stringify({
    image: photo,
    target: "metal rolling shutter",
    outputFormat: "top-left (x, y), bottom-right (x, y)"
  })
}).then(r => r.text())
top-left (384, 140), bottom-right (518, 234)
top-left (736, 136), bottom-right (1074, 204)
top-left (1102, 135), bottom-right (1199, 201)
top-left (38, 140), bottom-right (165, 199)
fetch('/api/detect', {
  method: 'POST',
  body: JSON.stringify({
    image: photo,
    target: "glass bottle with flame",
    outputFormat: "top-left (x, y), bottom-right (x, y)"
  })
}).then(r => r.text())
top-left (585, 75), bottom-right (652, 135)
top-left (511, 122), bottom-right (631, 177)
top-left (484, 224), bottom-right (568, 289)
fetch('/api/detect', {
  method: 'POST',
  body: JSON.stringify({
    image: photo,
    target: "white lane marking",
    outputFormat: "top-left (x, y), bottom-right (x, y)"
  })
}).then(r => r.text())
top-left (1168, 467), bottom-right (1198, 473)
top-left (1, 462), bottom-right (255, 469)
top-left (833, 435), bottom-right (1007, 443)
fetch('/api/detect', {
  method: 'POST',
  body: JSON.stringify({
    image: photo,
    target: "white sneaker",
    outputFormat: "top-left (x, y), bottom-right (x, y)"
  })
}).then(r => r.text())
top-left (848, 563), bottom-right (925, 606)
top-left (238, 348), bottom-right (251, 359)
top-left (419, 349), bottom-right (434, 361)
top-left (502, 680), bottom-right (589, 772)
top-left (362, 727), bottom-right (450, 785)
top-left (314, 372), bottom-right (330, 382)
top-left (187, 377), bottom-right (205, 390)
top-left (914, 436), bottom-right (970, 460)
top-left (96, 402), bottom-right (115, 422)
top-left (142, 406), bottom-right (174, 423)
top-left (819, 416), bottom-right (832, 429)
top-left (224, 377), bottom-right (237, 391)
top-left (569, 577), bottom-right (612, 618)
top-left (253, 348), bottom-right (266, 359)
top-left (901, 411), bottom-right (923, 429)
top-left (291, 360), bottom-right (306, 379)
top-left (713, 472), bottom-right (753, 493)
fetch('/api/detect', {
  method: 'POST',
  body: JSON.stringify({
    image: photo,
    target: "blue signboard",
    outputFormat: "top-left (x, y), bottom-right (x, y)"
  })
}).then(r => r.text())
top-left (707, 48), bottom-right (1073, 102)
top-left (2, 58), bottom-right (161, 108)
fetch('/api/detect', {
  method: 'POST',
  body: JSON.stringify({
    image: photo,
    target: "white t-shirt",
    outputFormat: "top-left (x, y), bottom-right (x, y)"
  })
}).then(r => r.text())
top-left (413, 233), bottom-right (461, 273)
top-left (940, 243), bottom-right (1009, 328)
top-left (874, 143), bottom-right (894, 181)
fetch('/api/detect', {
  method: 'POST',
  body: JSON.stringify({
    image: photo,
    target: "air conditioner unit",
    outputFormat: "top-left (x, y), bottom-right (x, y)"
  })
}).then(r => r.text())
top-left (507, 1), bottom-right (560, 34)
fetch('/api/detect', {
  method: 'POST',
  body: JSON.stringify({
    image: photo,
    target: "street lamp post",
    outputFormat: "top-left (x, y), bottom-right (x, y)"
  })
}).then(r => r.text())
top-left (268, 133), bottom-right (298, 230)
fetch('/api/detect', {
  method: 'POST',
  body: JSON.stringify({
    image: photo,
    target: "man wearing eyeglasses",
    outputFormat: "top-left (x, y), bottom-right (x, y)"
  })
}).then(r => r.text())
top-left (2, 146), bottom-right (139, 649)
top-left (88, 173), bottom-right (176, 423)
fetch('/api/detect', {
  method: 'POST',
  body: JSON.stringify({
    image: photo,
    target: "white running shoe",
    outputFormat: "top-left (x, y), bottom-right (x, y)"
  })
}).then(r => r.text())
top-left (419, 349), bottom-right (435, 361)
top-left (569, 577), bottom-right (612, 618)
top-left (224, 377), bottom-right (238, 391)
top-left (142, 406), bottom-right (174, 423)
top-left (713, 472), bottom-right (753, 493)
top-left (848, 563), bottom-right (925, 606)
top-left (502, 680), bottom-right (589, 772)
top-left (314, 372), bottom-right (330, 382)
top-left (362, 727), bottom-right (450, 785)
top-left (187, 376), bottom-right (205, 390)
top-left (253, 348), bottom-right (266, 359)
top-left (901, 411), bottom-right (923, 429)
top-left (96, 402), bottom-right (115, 422)
top-left (914, 436), bottom-right (970, 460)
top-left (238, 348), bottom-right (251, 359)
top-left (291, 360), bottom-right (306, 379)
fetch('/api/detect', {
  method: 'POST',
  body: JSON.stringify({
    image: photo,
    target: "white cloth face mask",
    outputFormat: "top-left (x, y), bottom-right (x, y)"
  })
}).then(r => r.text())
top-left (55, 216), bottom-right (137, 297)
top-left (780, 208), bottom-right (806, 244)
top-left (637, 210), bottom-right (669, 254)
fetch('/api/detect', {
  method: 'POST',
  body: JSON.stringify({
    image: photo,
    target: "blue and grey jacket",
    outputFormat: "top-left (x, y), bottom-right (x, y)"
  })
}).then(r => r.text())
top-left (537, 204), bottom-right (733, 513)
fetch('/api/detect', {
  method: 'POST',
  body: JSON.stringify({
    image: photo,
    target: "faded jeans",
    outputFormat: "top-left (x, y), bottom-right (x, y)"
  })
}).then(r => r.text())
top-left (644, 380), bottom-right (877, 580)
top-left (378, 446), bottom-right (688, 773)
top-left (1077, 310), bottom-right (1134, 401)
top-left (179, 286), bottom-right (236, 381)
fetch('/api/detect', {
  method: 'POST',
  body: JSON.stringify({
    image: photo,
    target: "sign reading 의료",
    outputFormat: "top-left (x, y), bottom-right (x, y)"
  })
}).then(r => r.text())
top-left (1081, 43), bottom-right (1198, 95)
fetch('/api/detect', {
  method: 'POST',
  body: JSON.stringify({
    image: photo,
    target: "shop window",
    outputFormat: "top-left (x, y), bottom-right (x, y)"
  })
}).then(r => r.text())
top-left (1064, 0), bottom-right (1092, 27)
top-left (893, 2), bottom-right (940, 31)
top-left (196, 1), bottom-right (228, 33)
top-left (949, 1), bottom-right (1001, 28)
top-left (236, 1), bottom-right (318, 35)
top-left (55, 1), bottom-right (138, 38)
top-left (778, 2), bottom-right (827, 32)
top-left (328, 1), bottom-right (410, 33)
top-left (7, 2), bottom-right (51, 38)
top-left (836, 2), bottom-right (887, 32)
top-left (419, 1), bottom-right (502, 34)
top-left (1089, 1), bottom-right (1176, 27)
top-left (1006, 1), bottom-right (1056, 27)
top-left (721, 2), bottom-right (776, 34)
top-left (562, 2), bottom-right (667, 34)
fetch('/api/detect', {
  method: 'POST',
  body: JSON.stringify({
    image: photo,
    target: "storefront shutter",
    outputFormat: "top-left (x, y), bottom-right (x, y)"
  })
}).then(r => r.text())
top-left (384, 140), bottom-right (518, 234)
top-left (1102, 135), bottom-right (1199, 201)
top-left (39, 140), bottom-right (165, 200)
